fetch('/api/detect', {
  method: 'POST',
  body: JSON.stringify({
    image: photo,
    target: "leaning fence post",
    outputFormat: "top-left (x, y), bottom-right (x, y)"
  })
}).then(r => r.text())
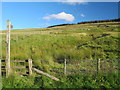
top-left (64, 59), bottom-right (66, 76)
top-left (28, 59), bottom-right (32, 75)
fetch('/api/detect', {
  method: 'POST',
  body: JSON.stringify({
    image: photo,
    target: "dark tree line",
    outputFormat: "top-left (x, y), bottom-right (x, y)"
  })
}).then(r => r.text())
top-left (78, 19), bottom-right (120, 24)
top-left (47, 24), bottom-right (75, 28)
top-left (47, 19), bottom-right (120, 28)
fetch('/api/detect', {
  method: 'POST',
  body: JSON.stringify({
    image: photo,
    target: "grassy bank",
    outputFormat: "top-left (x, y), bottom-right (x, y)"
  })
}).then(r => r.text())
top-left (1, 21), bottom-right (120, 88)
top-left (2, 73), bottom-right (119, 88)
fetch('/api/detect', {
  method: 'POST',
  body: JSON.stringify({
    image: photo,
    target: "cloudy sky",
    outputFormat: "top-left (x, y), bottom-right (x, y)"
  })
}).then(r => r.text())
top-left (1, 2), bottom-right (118, 30)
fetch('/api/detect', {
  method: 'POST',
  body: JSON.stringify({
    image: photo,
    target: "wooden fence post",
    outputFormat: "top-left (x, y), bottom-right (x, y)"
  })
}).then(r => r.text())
top-left (64, 59), bottom-right (66, 75)
top-left (0, 59), bottom-right (2, 77)
top-left (97, 59), bottom-right (101, 73)
top-left (28, 59), bottom-right (32, 75)
top-left (0, 59), bottom-right (1, 90)
top-left (6, 20), bottom-right (11, 77)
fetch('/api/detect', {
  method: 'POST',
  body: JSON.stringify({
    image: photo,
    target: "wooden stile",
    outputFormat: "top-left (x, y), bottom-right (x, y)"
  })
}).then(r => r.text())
top-left (12, 60), bottom-right (28, 63)
top-left (1, 59), bottom-right (33, 76)
top-left (15, 72), bottom-right (29, 75)
top-left (2, 20), bottom-right (33, 76)
top-left (11, 66), bottom-right (27, 69)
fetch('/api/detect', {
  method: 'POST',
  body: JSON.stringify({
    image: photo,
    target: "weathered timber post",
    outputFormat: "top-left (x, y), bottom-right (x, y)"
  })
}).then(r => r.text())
top-left (0, 59), bottom-right (2, 90)
top-left (6, 20), bottom-right (11, 77)
top-left (28, 59), bottom-right (32, 75)
top-left (32, 68), bottom-right (60, 81)
top-left (0, 59), bottom-right (1, 76)
top-left (64, 59), bottom-right (67, 76)
top-left (97, 59), bottom-right (101, 73)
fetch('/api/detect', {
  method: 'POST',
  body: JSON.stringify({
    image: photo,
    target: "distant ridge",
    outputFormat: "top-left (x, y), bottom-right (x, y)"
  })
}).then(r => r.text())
top-left (47, 23), bottom-right (75, 28)
top-left (77, 18), bottom-right (120, 24)
top-left (47, 18), bottom-right (120, 28)
top-left (2, 18), bottom-right (119, 31)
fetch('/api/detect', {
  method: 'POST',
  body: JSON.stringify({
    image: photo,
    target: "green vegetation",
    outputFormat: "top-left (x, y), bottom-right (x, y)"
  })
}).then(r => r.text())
top-left (2, 22), bottom-right (119, 60)
top-left (2, 73), bottom-right (120, 88)
top-left (1, 21), bottom-right (120, 88)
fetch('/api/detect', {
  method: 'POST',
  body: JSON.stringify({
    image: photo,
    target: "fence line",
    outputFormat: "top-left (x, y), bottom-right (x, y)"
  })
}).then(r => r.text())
top-left (34, 59), bottom-right (118, 76)
top-left (1, 59), bottom-right (118, 76)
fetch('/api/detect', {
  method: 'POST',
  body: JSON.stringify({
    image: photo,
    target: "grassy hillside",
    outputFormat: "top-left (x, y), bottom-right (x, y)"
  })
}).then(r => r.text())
top-left (2, 22), bottom-right (119, 60)
top-left (1, 21), bottom-right (120, 88)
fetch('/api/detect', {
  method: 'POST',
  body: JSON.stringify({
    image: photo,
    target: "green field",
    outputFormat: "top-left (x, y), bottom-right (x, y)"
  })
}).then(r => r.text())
top-left (1, 21), bottom-right (120, 88)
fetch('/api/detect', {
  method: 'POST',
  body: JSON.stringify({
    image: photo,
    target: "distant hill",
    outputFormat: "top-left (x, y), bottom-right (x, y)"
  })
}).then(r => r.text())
top-left (47, 23), bottom-right (75, 28)
top-left (47, 18), bottom-right (120, 28)
top-left (77, 18), bottom-right (120, 24)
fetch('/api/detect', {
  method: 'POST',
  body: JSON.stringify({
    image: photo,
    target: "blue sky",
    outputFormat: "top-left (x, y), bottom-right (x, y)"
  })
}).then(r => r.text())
top-left (1, 2), bottom-right (118, 30)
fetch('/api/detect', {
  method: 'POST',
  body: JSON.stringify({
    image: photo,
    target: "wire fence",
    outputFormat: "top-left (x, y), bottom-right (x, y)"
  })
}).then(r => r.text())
top-left (36, 59), bottom-right (119, 76)
top-left (1, 59), bottom-right (119, 76)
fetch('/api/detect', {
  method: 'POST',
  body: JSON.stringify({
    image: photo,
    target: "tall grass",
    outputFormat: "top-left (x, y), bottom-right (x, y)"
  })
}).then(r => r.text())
top-left (1, 22), bottom-right (120, 88)
top-left (2, 73), bottom-right (119, 88)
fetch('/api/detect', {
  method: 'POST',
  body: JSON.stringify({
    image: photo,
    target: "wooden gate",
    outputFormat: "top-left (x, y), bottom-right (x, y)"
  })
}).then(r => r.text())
top-left (1, 59), bottom-right (32, 76)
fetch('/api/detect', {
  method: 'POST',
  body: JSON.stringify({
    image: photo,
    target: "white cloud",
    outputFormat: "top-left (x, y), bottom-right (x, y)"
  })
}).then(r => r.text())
top-left (43, 12), bottom-right (75, 22)
top-left (80, 14), bottom-right (85, 17)
top-left (61, 0), bottom-right (88, 5)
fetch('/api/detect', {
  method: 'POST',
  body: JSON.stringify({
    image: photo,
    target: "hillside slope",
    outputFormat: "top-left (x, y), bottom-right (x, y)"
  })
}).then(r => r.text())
top-left (1, 21), bottom-right (120, 74)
